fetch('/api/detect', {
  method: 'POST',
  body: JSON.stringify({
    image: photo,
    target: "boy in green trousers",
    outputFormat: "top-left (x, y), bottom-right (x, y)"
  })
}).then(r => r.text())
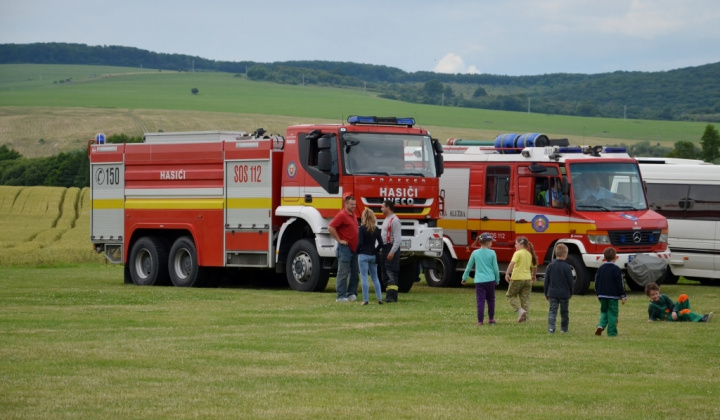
top-left (594, 248), bottom-right (626, 337)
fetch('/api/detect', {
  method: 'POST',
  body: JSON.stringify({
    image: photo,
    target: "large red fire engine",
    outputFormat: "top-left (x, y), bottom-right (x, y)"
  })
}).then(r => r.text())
top-left (427, 133), bottom-right (670, 294)
top-left (88, 116), bottom-right (444, 292)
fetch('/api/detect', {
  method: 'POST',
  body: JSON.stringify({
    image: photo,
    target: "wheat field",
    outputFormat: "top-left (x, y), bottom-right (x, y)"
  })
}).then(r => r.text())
top-left (0, 186), bottom-right (104, 266)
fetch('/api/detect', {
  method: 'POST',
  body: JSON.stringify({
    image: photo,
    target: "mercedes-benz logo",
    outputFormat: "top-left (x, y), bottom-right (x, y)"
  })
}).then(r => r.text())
top-left (632, 232), bottom-right (642, 243)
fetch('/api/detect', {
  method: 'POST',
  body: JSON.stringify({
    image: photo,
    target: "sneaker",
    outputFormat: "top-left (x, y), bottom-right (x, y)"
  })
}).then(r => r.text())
top-left (518, 308), bottom-right (527, 323)
top-left (594, 326), bottom-right (604, 336)
top-left (488, 319), bottom-right (496, 325)
top-left (477, 322), bottom-right (484, 326)
top-left (361, 301), bottom-right (369, 305)
top-left (347, 294), bottom-right (357, 302)
top-left (378, 300), bottom-right (383, 305)
top-left (548, 329), bottom-right (555, 333)
top-left (561, 330), bottom-right (568, 333)
top-left (336, 298), bottom-right (348, 302)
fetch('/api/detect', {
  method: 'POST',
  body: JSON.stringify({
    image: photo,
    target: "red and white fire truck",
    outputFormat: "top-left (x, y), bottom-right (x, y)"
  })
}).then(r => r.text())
top-left (88, 116), bottom-right (444, 292)
top-left (427, 134), bottom-right (670, 294)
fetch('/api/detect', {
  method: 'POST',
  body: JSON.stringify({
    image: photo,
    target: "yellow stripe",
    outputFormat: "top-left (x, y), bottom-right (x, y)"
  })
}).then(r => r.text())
top-left (227, 197), bottom-right (272, 209)
top-left (92, 199), bottom-right (124, 209)
top-left (126, 198), bottom-right (224, 210)
top-left (440, 219), bottom-right (596, 233)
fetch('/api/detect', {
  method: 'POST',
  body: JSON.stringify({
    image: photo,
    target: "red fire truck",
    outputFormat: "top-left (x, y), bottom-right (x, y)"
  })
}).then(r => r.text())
top-left (427, 134), bottom-right (670, 294)
top-left (89, 116), bottom-right (444, 292)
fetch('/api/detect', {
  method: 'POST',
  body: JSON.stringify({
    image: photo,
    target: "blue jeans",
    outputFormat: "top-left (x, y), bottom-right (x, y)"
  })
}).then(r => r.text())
top-left (359, 253), bottom-right (383, 302)
top-left (336, 245), bottom-right (358, 299)
top-left (548, 297), bottom-right (569, 332)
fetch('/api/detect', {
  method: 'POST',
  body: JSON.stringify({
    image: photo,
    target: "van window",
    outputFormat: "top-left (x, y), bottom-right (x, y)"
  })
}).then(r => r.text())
top-left (687, 185), bottom-right (720, 221)
top-left (485, 166), bottom-right (510, 205)
top-left (646, 184), bottom-right (688, 218)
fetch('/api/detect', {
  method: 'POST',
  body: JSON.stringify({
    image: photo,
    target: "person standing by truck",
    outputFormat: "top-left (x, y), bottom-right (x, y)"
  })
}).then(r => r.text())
top-left (504, 236), bottom-right (538, 322)
top-left (328, 195), bottom-right (359, 302)
top-left (357, 208), bottom-right (384, 305)
top-left (380, 199), bottom-right (402, 303)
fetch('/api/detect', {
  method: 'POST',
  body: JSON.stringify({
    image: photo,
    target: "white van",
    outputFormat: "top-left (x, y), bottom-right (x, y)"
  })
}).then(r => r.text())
top-left (637, 158), bottom-right (720, 284)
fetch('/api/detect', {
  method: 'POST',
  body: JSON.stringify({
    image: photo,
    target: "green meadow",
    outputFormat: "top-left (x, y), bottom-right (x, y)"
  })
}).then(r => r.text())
top-left (0, 64), bottom-right (711, 158)
top-left (1, 266), bottom-right (719, 419)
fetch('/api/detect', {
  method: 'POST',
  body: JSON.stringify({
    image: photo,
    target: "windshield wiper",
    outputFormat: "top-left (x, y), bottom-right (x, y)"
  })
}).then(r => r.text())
top-left (614, 205), bottom-right (641, 211)
top-left (391, 172), bottom-right (425, 177)
top-left (355, 171), bottom-right (389, 176)
top-left (576, 205), bottom-right (611, 211)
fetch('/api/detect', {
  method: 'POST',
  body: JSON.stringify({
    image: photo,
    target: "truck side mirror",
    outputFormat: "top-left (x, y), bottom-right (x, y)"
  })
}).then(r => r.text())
top-left (435, 154), bottom-right (444, 176)
top-left (318, 150), bottom-right (331, 172)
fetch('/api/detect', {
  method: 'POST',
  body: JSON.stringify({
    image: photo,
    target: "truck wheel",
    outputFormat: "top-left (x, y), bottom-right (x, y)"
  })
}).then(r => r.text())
top-left (565, 254), bottom-right (591, 295)
top-left (168, 236), bottom-right (207, 287)
top-left (658, 267), bottom-right (679, 285)
top-left (398, 262), bottom-right (418, 293)
top-left (626, 278), bottom-right (646, 291)
top-left (287, 239), bottom-right (329, 292)
top-left (424, 251), bottom-right (458, 287)
top-left (128, 237), bottom-right (169, 286)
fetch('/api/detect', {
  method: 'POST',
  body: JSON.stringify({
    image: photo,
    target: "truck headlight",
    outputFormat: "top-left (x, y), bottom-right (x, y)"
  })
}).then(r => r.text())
top-left (588, 230), bottom-right (611, 245)
top-left (429, 238), bottom-right (443, 250)
top-left (659, 229), bottom-right (668, 243)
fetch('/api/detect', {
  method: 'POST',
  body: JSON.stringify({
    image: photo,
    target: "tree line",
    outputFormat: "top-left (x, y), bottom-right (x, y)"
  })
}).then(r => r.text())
top-left (0, 128), bottom-right (717, 188)
top-left (2, 43), bottom-right (719, 122)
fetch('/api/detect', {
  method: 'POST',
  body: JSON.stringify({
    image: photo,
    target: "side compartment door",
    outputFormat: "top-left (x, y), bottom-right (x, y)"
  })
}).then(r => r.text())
top-left (90, 154), bottom-right (125, 262)
top-left (225, 158), bottom-right (273, 267)
top-left (480, 165), bottom-right (514, 261)
top-left (439, 167), bottom-right (470, 246)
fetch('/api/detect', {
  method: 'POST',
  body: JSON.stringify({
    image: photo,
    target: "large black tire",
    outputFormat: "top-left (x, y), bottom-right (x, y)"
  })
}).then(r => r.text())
top-left (625, 277), bottom-right (646, 292)
top-left (398, 262), bottom-right (418, 293)
top-left (128, 236), bottom-right (169, 286)
top-left (565, 254), bottom-right (591, 295)
top-left (424, 251), bottom-right (459, 287)
top-left (658, 267), bottom-right (680, 285)
top-left (286, 239), bottom-right (329, 292)
top-left (168, 236), bottom-right (207, 287)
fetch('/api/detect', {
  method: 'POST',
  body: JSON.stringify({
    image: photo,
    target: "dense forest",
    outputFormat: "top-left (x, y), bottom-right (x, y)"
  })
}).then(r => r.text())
top-left (2, 43), bottom-right (719, 122)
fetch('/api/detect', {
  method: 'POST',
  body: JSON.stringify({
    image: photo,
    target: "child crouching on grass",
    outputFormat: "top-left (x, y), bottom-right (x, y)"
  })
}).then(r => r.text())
top-left (645, 282), bottom-right (713, 323)
top-left (461, 233), bottom-right (500, 325)
top-left (594, 247), bottom-right (626, 337)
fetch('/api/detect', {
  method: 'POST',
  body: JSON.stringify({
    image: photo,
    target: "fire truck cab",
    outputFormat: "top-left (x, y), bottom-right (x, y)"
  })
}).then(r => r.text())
top-left (429, 134), bottom-right (670, 294)
top-left (89, 117), bottom-right (444, 293)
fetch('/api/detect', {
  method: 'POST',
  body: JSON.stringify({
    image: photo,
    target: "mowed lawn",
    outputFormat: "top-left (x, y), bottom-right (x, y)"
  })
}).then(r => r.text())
top-left (1, 265), bottom-right (718, 419)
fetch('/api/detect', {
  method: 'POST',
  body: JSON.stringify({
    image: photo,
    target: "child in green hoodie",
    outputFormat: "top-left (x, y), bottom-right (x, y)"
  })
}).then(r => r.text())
top-left (645, 282), bottom-right (712, 323)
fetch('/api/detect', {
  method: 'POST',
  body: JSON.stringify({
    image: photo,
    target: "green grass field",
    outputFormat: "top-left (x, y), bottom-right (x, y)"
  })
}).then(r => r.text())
top-left (0, 64), bottom-right (712, 158)
top-left (1, 265), bottom-right (718, 419)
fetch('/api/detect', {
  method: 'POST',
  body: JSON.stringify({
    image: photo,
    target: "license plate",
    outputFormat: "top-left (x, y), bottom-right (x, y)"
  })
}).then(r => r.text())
top-left (401, 239), bottom-right (411, 249)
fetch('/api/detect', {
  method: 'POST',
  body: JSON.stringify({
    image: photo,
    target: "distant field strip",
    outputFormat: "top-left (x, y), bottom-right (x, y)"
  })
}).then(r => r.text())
top-left (0, 186), bottom-right (103, 266)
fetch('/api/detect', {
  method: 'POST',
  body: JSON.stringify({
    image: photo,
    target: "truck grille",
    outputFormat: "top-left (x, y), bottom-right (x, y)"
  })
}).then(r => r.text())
top-left (364, 197), bottom-right (428, 215)
top-left (609, 230), bottom-right (661, 246)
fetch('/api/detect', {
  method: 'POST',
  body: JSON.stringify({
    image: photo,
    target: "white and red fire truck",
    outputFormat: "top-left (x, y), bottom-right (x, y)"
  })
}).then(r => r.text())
top-left (427, 133), bottom-right (670, 294)
top-left (89, 116), bottom-right (444, 292)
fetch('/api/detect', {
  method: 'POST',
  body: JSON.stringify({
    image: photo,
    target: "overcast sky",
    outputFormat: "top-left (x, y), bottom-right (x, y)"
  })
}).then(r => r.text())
top-left (1, 0), bottom-right (719, 76)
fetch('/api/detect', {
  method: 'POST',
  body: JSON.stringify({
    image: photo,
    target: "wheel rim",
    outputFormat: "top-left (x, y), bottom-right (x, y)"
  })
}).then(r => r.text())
top-left (426, 259), bottom-right (446, 284)
top-left (173, 247), bottom-right (193, 280)
top-left (291, 252), bottom-right (312, 284)
top-left (135, 249), bottom-right (153, 280)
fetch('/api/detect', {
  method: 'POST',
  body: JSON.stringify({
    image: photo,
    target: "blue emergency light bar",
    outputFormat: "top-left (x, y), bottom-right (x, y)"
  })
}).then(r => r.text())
top-left (602, 147), bottom-right (627, 153)
top-left (557, 146), bottom-right (583, 153)
top-left (347, 116), bottom-right (415, 126)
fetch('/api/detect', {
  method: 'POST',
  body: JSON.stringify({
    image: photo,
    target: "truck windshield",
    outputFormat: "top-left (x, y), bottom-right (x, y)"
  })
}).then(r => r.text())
top-left (341, 133), bottom-right (436, 177)
top-left (570, 162), bottom-right (648, 211)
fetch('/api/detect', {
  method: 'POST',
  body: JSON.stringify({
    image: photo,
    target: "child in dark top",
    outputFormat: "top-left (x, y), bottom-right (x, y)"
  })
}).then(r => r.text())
top-left (543, 243), bottom-right (574, 333)
top-left (645, 282), bottom-right (713, 323)
top-left (594, 247), bottom-right (626, 337)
